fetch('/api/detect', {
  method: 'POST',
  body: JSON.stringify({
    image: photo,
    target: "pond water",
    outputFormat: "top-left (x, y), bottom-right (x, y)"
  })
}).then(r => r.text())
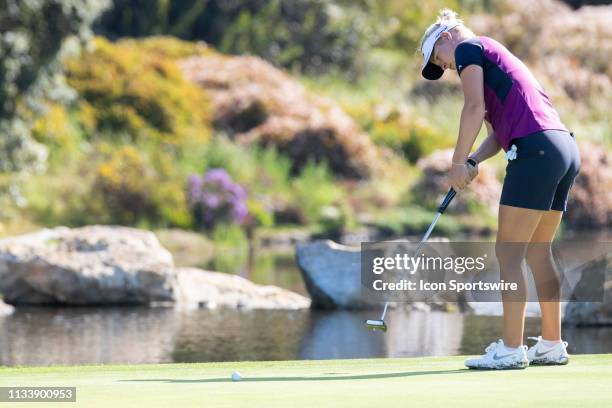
top-left (1, 306), bottom-right (611, 366)
top-left (1, 229), bottom-right (610, 367)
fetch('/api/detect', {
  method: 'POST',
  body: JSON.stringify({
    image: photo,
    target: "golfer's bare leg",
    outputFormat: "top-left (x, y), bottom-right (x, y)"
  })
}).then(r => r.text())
top-left (526, 210), bottom-right (563, 341)
top-left (497, 204), bottom-right (543, 348)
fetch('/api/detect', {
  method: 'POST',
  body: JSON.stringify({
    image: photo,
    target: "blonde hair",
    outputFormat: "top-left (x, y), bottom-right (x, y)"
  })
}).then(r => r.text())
top-left (419, 9), bottom-right (475, 52)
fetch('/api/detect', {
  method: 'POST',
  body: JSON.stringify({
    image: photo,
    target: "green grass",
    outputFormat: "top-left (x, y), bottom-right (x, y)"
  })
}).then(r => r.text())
top-left (2, 355), bottom-right (611, 407)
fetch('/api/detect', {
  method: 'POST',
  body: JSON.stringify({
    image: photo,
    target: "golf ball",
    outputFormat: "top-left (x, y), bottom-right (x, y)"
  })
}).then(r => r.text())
top-left (231, 371), bottom-right (242, 382)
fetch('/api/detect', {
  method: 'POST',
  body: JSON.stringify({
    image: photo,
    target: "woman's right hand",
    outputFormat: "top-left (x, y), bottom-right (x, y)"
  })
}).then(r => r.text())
top-left (448, 163), bottom-right (472, 191)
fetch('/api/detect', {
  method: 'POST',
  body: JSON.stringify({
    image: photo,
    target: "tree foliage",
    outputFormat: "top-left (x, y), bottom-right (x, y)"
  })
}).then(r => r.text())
top-left (0, 0), bottom-right (110, 172)
top-left (95, 0), bottom-right (373, 76)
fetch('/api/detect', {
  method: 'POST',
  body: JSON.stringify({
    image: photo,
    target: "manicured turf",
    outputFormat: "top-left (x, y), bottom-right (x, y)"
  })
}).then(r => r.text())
top-left (2, 355), bottom-right (611, 407)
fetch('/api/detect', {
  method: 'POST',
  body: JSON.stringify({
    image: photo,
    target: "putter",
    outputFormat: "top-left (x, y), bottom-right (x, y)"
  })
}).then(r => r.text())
top-left (365, 159), bottom-right (476, 332)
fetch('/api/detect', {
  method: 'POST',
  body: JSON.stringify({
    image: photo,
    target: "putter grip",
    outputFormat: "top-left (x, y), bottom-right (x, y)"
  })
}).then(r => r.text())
top-left (437, 158), bottom-right (477, 213)
top-left (437, 188), bottom-right (456, 213)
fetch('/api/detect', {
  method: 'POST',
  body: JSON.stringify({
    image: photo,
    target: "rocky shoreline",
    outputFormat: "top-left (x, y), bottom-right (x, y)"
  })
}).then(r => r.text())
top-left (1, 225), bottom-right (609, 327)
top-left (0, 226), bottom-right (309, 310)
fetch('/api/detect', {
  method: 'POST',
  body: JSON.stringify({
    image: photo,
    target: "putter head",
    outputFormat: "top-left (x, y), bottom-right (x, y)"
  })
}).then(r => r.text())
top-left (365, 319), bottom-right (387, 332)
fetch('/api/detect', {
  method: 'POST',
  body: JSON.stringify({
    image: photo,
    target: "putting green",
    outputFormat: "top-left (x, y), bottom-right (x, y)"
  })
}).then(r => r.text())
top-left (2, 355), bottom-right (611, 407)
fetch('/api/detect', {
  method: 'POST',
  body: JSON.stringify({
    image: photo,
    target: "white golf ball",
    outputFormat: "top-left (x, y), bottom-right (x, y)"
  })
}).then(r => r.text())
top-left (231, 371), bottom-right (242, 382)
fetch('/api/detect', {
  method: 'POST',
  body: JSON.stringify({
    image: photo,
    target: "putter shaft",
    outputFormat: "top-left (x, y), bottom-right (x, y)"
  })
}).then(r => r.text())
top-left (376, 211), bottom-right (442, 321)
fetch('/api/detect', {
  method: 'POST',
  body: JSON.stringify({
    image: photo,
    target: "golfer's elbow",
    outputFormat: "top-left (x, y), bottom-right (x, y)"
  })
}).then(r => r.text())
top-left (463, 103), bottom-right (486, 119)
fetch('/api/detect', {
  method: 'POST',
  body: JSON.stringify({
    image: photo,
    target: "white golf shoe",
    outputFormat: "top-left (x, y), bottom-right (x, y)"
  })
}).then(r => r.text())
top-left (527, 336), bottom-right (570, 365)
top-left (465, 339), bottom-right (529, 370)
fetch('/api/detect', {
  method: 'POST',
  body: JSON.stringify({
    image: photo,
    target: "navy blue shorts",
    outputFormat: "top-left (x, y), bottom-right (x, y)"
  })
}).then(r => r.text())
top-left (500, 130), bottom-right (581, 211)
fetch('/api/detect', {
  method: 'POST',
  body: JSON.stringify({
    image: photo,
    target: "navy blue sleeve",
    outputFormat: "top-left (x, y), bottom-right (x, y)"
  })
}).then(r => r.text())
top-left (454, 40), bottom-right (484, 76)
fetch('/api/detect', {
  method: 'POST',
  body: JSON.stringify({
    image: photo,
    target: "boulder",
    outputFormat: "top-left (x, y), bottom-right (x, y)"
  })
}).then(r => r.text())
top-left (564, 142), bottom-right (612, 228)
top-left (0, 226), bottom-right (309, 309)
top-left (174, 267), bottom-right (310, 310)
top-left (0, 226), bottom-right (176, 305)
top-left (563, 253), bottom-right (612, 326)
top-left (296, 240), bottom-right (456, 310)
top-left (179, 54), bottom-right (382, 179)
top-left (296, 240), bottom-right (366, 309)
top-left (413, 148), bottom-right (502, 215)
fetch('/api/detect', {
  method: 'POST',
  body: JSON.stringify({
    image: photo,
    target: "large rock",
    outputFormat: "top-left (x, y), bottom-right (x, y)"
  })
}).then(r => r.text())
top-left (413, 148), bottom-right (502, 215)
top-left (296, 240), bottom-right (366, 309)
top-left (564, 142), bottom-right (612, 228)
top-left (0, 226), bottom-right (176, 305)
top-left (563, 253), bottom-right (612, 326)
top-left (179, 54), bottom-right (382, 179)
top-left (296, 240), bottom-right (456, 310)
top-left (175, 267), bottom-right (310, 310)
top-left (0, 226), bottom-right (309, 309)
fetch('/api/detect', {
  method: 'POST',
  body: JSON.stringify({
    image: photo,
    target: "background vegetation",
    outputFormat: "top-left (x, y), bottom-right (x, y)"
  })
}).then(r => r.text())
top-left (0, 0), bottom-right (610, 244)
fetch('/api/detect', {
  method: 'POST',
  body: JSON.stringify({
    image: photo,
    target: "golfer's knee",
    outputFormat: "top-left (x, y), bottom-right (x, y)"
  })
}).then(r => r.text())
top-left (495, 242), bottom-right (525, 266)
top-left (526, 244), bottom-right (553, 267)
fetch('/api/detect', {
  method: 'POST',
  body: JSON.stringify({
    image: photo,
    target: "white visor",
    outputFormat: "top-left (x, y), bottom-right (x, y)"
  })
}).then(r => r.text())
top-left (420, 22), bottom-right (461, 80)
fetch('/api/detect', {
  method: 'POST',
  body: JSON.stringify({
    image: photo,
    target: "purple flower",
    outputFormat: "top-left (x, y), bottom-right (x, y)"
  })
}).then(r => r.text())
top-left (204, 193), bottom-right (221, 209)
top-left (186, 168), bottom-right (250, 229)
top-left (233, 202), bottom-right (249, 225)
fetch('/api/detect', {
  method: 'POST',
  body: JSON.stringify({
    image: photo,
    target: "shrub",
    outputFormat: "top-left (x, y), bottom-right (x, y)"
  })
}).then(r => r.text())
top-left (347, 102), bottom-right (455, 163)
top-left (31, 104), bottom-right (83, 167)
top-left (95, 0), bottom-right (373, 76)
top-left (187, 168), bottom-right (250, 230)
top-left (197, 136), bottom-right (291, 224)
top-left (290, 161), bottom-right (344, 224)
top-left (0, 0), bottom-right (109, 172)
top-left (369, 205), bottom-right (461, 237)
top-left (64, 36), bottom-right (212, 149)
top-left (368, 0), bottom-right (461, 51)
top-left (192, 136), bottom-right (351, 229)
top-left (92, 145), bottom-right (158, 225)
top-left (23, 141), bottom-right (195, 229)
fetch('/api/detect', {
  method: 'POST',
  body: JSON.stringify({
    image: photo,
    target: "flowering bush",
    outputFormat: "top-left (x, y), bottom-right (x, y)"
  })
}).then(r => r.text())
top-left (65, 37), bottom-right (212, 148)
top-left (187, 169), bottom-right (250, 230)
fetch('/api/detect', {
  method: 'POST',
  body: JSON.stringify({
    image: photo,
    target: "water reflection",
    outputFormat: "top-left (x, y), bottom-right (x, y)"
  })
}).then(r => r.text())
top-left (299, 311), bottom-right (386, 359)
top-left (0, 307), bottom-right (179, 366)
top-left (1, 306), bottom-right (610, 367)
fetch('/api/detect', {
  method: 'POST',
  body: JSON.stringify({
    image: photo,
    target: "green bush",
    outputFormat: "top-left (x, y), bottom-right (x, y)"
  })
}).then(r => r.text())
top-left (64, 36), bottom-right (212, 148)
top-left (95, 0), bottom-right (373, 76)
top-left (290, 161), bottom-right (344, 224)
top-left (90, 144), bottom-right (192, 228)
top-left (24, 142), bottom-right (192, 229)
top-left (0, 0), bottom-right (109, 172)
top-left (370, 205), bottom-right (461, 237)
top-left (93, 145), bottom-right (157, 225)
top-left (31, 103), bottom-right (85, 168)
top-left (367, 0), bottom-right (460, 52)
top-left (344, 102), bottom-right (455, 163)
top-left (198, 135), bottom-right (350, 229)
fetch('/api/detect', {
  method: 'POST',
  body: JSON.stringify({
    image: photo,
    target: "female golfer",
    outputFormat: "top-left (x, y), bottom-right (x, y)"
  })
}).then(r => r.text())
top-left (419, 9), bottom-right (580, 369)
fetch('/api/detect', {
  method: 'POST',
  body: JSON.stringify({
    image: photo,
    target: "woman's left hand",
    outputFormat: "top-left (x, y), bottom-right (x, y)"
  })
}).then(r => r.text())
top-left (448, 163), bottom-right (472, 191)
